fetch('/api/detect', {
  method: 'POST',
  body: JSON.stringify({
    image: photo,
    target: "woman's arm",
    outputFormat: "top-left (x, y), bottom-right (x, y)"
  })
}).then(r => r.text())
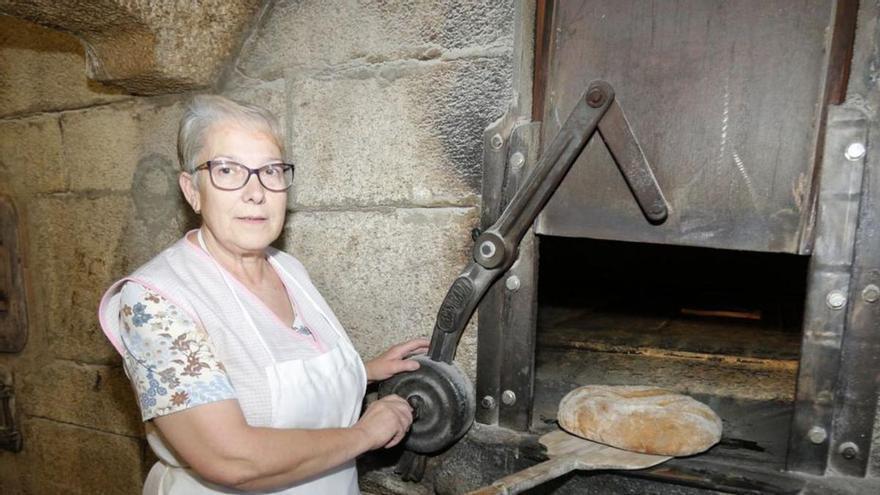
top-left (153, 394), bottom-right (412, 491)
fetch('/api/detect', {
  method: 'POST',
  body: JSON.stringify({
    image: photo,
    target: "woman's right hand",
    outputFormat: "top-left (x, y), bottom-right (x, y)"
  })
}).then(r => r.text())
top-left (354, 394), bottom-right (414, 450)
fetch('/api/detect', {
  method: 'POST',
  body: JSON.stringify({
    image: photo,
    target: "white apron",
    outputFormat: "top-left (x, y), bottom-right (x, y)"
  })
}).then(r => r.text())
top-left (100, 231), bottom-right (366, 494)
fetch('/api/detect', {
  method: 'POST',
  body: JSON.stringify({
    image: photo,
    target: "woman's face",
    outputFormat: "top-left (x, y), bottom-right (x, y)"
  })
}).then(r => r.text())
top-left (181, 121), bottom-right (287, 256)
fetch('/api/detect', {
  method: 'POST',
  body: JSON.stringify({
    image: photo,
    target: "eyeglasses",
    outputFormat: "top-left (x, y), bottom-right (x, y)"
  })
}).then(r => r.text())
top-left (195, 160), bottom-right (295, 192)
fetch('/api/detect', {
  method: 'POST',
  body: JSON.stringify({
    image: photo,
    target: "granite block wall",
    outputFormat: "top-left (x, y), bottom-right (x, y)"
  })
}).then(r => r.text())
top-left (0, 2), bottom-right (515, 493)
top-left (0, 15), bottom-right (192, 494)
top-left (227, 0), bottom-right (514, 381)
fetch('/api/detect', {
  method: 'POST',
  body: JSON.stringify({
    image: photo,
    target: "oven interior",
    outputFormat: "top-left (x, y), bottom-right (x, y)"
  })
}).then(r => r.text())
top-left (532, 235), bottom-right (809, 469)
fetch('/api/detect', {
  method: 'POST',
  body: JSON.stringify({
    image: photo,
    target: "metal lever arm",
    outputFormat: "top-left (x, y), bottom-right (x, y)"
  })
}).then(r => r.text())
top-left (428, 261), bottom-right (507, 361)
top-left (598, 101), bottom-right (668, 224)
top-left (390, 81), bottom-right (668, 480)
top-left (429, 81), bottom-right (617, 362)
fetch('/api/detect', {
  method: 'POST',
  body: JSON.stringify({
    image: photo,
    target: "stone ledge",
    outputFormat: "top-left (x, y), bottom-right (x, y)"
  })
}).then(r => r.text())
top-left (0, 0), bottom-right (262, 94)
top-left (0, 15), bottom-right (127, 118)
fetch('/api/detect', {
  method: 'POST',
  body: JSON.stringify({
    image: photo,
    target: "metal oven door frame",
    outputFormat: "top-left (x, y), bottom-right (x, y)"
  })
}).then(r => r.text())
top-left (475, 0), bottom-right (880, 487)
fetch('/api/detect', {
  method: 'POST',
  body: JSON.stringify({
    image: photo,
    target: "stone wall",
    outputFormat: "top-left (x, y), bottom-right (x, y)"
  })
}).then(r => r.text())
top-left (226, 0), bottom-right (514, 377)
top-left (0, 1), bottom-right (514, 493)
top-left (0, 14), bottom-right (194, 494)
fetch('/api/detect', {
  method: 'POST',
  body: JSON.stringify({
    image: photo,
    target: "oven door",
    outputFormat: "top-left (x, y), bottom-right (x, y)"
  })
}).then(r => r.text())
top-left (534, 0), bottom-right (846, 254)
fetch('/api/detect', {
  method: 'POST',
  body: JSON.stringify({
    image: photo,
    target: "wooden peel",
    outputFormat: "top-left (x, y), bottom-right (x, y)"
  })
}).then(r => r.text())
top-left (467, 430), bottom-right (672, 495)
top-left (469, 384), bottom-right (721, 494)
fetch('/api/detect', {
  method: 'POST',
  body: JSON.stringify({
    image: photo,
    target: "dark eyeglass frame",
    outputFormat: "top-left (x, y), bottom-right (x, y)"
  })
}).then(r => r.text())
top-left (194, 160), bottom-right (295, 192)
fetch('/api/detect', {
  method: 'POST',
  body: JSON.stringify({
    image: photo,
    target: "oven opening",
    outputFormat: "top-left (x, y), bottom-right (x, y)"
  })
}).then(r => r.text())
top-left (533, 235), bottom-right (809, 468)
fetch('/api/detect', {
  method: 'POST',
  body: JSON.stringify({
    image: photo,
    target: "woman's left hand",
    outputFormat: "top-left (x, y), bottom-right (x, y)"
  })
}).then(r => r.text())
top-left (365, 338), bottom-right (430, 383)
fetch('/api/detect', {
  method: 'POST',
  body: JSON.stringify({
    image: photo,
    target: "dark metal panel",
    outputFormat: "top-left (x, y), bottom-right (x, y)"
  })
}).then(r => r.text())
top-left (787, 106), bottom-right (867, 475)
top-left (530, 0), bottom-right (552, 122)
top-left (825, 0), bottom-right (860, 106)
top-left (496, 232), bottom-right (538, 430)
top-left (0, 196), bottom-right (26, 353)
top-left (475, 276), bottom-right (505, 424)
top-left (535, 0), bottom-right (836, 253)
top-left (475, 276), bottom-right (505, 425)
top-left (799, 0), bottom-right (861, 254)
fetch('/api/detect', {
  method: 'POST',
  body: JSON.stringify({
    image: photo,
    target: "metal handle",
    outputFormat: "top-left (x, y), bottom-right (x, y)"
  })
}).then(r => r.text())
top-left (429, 81), bottom-right (618, 363)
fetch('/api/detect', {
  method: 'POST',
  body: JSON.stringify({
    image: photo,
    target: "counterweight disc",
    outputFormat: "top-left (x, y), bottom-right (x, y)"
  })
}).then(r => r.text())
top-left (378, 356), bottom-right (476, 454)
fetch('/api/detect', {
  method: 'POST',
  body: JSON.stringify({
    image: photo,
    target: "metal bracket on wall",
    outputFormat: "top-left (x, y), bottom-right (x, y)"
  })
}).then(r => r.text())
top-left (0, 368), bottom-right (21, 452)
top-left (475, 107), bottom-right (521, 426)
top-left (477, 119), bottom-right (541, 429)
top-left (825, 111), bottom-right (880, 478)
top-left (787, 105), bottom-right (868, 476)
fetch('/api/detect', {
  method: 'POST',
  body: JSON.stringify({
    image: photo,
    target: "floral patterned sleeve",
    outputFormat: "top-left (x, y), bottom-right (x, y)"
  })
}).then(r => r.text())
top-left (119, 281), bottom-right (236, 421)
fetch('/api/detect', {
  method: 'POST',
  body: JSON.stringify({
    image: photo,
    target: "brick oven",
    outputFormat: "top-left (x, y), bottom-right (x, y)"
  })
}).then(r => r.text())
top-left (377, 1), bottom-right (880, 493)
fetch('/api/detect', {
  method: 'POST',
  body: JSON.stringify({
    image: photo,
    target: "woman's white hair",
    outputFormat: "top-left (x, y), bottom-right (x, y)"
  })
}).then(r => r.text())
top-left (177, 95), bottom-right (284, 176)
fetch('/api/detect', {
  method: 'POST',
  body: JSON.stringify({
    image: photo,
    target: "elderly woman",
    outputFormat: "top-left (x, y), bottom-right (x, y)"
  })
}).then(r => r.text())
top-left (99, 95), bottom-right (426, 494)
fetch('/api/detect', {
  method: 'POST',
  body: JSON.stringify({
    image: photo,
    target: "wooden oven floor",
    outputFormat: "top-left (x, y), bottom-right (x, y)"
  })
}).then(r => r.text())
top-left (531, 303), bottom-right (801, 469)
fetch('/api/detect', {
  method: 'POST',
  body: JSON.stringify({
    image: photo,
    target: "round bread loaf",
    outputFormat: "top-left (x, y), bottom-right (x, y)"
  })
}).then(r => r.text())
top-left (557, 385), bottom-right (722, 456)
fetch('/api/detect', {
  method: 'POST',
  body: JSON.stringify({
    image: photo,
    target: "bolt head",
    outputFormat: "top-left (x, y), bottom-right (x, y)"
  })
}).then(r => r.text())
top-left (479, 240), bottom-right (496, 259)
top-left (490, 133), bottom-right (504, 150)
top-left (481, 395), bottom-right (496, 409)
top-left (839, 441), bottom-right (859, 460)
top-left (407, 394), bottom-right (424, 408)
top-left (862, 284), bottom-right (880, 303)
top-left (586, 87), bottom-right (606, 107)
top-left (826, 290), bottom-right (847, 310)
top-left (505, 275), bottom-right (521, 292)
top-left (807, 426), bottom-right (827, 444)
top-left (845, 142), bottom-right (867, 161)
top-left (509, 151), bottom-right (525, 168)
top-left (501, 390), bottom-right (517, 406)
